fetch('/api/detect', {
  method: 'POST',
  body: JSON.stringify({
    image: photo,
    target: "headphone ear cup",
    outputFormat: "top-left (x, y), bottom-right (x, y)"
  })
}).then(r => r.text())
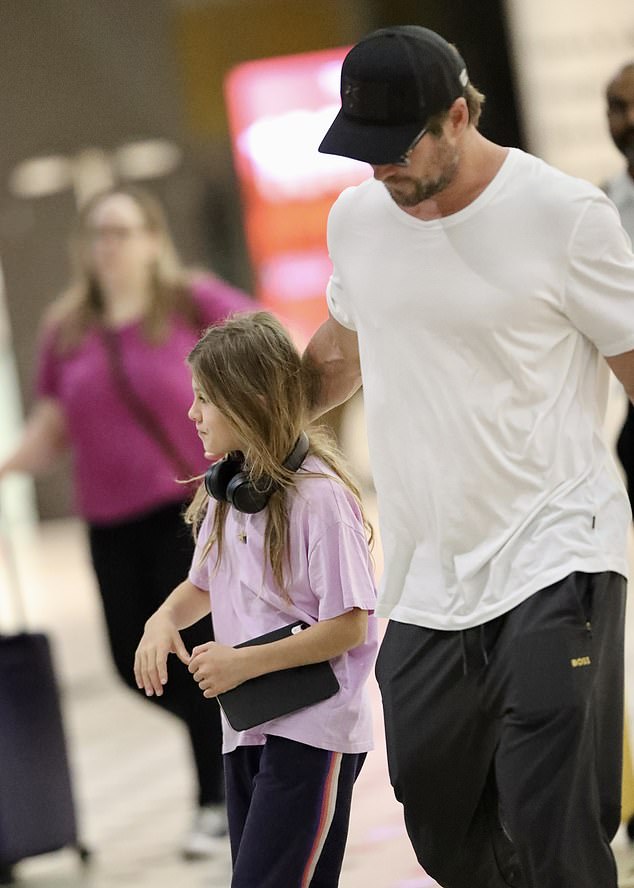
top-left (205, 455), bottom-right (243, 502)
top-left (225, 472), bottom-right (270, 514)
top-left (211, 434), bottom-right (308, 513)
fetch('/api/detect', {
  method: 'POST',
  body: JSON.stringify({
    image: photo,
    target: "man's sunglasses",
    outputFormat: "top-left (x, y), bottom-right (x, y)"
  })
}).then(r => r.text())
top-left (394, 126), bottom-right (428, 166)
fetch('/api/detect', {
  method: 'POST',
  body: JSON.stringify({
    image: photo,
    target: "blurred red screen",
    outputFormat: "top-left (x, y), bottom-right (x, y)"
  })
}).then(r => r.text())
top-left (224, 47), bottom-right (370, 342)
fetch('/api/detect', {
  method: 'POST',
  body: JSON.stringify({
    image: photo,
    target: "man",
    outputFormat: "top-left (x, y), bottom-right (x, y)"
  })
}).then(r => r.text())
top-left (303, 25), bottom-right (634, 888)
top-left (605, 62), bottom-right (634, 512)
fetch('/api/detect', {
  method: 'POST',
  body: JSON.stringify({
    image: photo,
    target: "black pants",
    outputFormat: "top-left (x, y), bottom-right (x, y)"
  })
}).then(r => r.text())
top-left (88, 500), bottom-right (224, 806)
top-left (375, 571), bottom-right (626, 888)
top-left (225, 737), bottom-right (365, 887)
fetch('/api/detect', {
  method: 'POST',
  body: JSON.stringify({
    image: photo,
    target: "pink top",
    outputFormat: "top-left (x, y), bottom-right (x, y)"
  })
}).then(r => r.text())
top-left (188, 455), bottom-right (378, 755)
top-left (36, 277), bottom-right (252, 524)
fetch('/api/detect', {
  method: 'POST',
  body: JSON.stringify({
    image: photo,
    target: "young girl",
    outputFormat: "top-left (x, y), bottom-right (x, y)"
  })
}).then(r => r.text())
top-left (134, 311), bottom-right (377, 887)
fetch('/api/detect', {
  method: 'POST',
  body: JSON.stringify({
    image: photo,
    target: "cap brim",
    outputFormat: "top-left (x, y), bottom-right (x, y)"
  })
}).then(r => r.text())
top-left (318, 109), bottom-right (424, 165)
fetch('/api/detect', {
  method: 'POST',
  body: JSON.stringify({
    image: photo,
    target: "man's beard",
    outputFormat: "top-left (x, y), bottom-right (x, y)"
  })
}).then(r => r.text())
top-left (382, 167), bottom-right (457, 207)
top-left (380, 141), bottom-right (460, 208)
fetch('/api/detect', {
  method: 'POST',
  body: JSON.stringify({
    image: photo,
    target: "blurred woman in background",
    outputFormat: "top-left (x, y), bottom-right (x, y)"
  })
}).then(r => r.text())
top-left (0, 184), bottom-right (252, 859)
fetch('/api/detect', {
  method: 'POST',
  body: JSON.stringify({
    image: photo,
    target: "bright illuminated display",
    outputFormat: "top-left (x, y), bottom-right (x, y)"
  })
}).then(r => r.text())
top-left (225, 47), bottom-right (371, 340)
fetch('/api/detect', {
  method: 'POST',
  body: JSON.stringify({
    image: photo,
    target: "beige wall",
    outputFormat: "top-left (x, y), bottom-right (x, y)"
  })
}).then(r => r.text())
top-left (505, 0), bottom-right (634, 183)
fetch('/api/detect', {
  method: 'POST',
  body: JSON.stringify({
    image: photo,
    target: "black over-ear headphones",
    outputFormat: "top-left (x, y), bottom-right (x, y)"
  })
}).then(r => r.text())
top-left (204, 432), bottom-right (310, 514)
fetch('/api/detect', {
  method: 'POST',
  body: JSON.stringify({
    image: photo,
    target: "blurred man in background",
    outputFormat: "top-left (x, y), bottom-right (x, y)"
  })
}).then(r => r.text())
top-left (605, 62), bottom-right (634, 511)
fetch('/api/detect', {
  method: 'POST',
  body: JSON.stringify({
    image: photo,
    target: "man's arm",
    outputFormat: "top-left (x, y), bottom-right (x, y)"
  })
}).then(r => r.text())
top-left (302, 314), bottom-right (362, 420)
top-left (606, 349), bottom-right (634, 404)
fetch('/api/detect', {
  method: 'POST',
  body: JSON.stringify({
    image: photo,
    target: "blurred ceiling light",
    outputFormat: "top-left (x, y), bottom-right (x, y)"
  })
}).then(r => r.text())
top-left (73, 148), bottom-right (116, 206)
top-left (9, 139), bottom-right (182, 206)
top-left (8, 155), bottom-right (73, 198)
top-left (115, 139), bottom-right (182, 180)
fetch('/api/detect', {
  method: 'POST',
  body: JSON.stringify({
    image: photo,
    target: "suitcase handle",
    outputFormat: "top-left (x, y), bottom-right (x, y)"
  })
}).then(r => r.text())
top-left (0, 514), bottom-right (28, 631)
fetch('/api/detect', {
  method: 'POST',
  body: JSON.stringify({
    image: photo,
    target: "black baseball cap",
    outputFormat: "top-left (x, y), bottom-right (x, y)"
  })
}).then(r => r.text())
top-left (319, 26), bottom-right (469, 165)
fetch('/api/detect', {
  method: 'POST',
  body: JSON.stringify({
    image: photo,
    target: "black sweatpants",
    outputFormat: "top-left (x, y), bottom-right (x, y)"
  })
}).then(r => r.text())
top-left (88, 500), bottom-right (224, 806)
top-left (225, 736), bottom-right (365, 887)
top-left (375, 571), bottom-right (626, 888)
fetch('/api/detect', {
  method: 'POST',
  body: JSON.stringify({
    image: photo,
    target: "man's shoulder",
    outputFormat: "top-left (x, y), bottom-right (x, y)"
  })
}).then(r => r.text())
top-left (327, 178), bottom-right (386, 250)
top-left (601, 168), bottom-right (634, 207)
top-left (330, 177), bottom-right (380, 216)
top-left (512, 148), bottom-right (600, 198)
top-left (505, 148), bottom-right (606, 225)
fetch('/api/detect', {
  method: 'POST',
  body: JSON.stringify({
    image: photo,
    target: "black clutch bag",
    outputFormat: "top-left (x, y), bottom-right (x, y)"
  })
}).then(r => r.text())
top-left (216, 621), bottom-right (340, 731)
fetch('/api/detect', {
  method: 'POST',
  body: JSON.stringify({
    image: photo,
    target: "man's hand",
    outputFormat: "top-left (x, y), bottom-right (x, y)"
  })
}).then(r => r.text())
top-left (134, 611), bottom-right (191, 697)
top-left (189, 642), bottom-right (251, 698)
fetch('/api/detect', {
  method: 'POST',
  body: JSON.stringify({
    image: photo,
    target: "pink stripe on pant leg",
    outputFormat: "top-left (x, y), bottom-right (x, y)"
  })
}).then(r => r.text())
top-left (301, 752), bottom-right (343, 888)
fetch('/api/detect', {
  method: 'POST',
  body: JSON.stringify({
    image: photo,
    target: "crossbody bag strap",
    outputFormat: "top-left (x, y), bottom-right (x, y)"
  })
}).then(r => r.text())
top-left (100, 326), bottom-right (198, 485)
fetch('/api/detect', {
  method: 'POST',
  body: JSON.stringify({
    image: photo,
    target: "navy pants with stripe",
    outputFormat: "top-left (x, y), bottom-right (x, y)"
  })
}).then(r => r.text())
top-left (376, 571), bottom-right (626, 888)
top-left (225, 736), bottom-right (365, 887)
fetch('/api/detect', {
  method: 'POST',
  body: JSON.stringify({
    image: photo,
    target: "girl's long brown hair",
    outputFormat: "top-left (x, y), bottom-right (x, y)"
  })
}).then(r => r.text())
top-left (44, 184), bottom-right (201, 353)
top-left (184, 311), bottom-right (373, 595)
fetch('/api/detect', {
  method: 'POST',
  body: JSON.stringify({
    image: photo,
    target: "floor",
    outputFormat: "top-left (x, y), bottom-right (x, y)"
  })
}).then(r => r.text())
top-left (2, 388), bottom-right (634, 887)
top-left (1, 516), bottom-right (436, 888)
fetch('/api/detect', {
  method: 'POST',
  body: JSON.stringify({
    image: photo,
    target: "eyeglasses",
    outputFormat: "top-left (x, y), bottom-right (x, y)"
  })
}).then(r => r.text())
top-left (394, 126), bottom-right (428, 166)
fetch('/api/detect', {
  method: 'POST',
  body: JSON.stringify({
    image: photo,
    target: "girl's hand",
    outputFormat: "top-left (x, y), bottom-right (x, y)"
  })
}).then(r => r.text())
top-left (189, 642), bottom-right (251, 698)
top-left (134, 611), bottom-right (191, 697)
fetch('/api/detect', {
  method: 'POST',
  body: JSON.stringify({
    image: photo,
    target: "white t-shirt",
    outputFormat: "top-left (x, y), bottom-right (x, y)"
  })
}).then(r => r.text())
top-left (326, 147), bottom-right (634, 630)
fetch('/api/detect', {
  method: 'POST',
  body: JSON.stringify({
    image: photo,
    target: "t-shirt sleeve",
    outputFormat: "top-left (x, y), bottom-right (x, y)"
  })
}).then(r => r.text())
top-left (326, 272), bottom-right (357, 331)
top-left (308, 521), bottom-right (377, 621)
top-left (325, 191), bottom-right (357, 331)
top-left (563, 195), bottom-right (634, 357)
top-left (34, 323), bottom-right (62, 400)
top-left (187, 503), bottom-right (214, 592)
top-left (191, 275), bottom-right (253, 328)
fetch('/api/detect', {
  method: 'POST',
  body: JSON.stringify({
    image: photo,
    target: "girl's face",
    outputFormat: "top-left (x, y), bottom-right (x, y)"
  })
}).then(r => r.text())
top-left (84, 193), bottom-right (159, 288)
top-left (188, 379), bottom-right (244, 459)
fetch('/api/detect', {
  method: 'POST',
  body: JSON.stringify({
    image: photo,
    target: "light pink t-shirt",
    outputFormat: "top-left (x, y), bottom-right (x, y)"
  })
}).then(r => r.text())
top-left (36, 277), bottom-right (252, 524)
top-left (188, 455), bottom-right (378, 755)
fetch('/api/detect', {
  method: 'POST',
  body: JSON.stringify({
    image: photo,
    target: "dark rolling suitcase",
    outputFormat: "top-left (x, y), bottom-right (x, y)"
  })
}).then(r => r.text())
top-left (0, 520), bottom-right (89, 883)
